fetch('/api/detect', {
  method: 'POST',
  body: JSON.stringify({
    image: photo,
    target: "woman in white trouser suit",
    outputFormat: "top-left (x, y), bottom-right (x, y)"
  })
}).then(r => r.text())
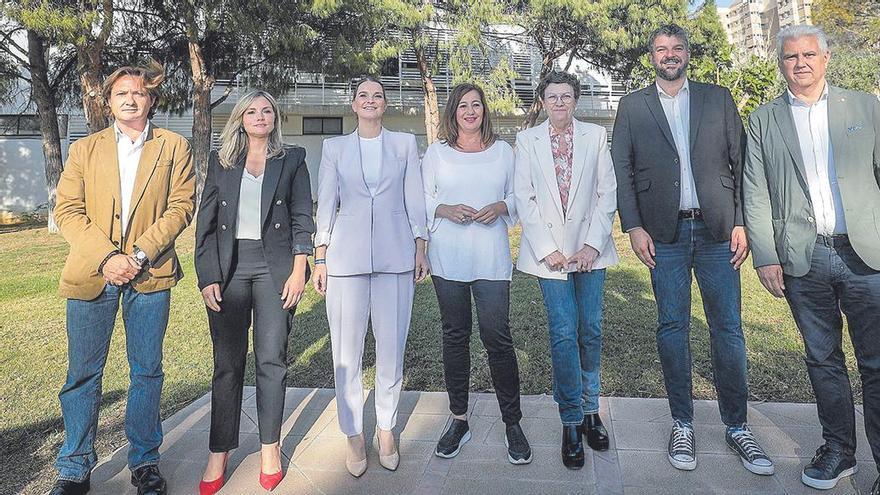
top-left (313, 76), bottom-right (430, 477)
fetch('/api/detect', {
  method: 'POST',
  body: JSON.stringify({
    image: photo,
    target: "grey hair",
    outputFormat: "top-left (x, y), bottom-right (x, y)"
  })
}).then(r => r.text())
top-left (776, 25), bottom-right (829, 61)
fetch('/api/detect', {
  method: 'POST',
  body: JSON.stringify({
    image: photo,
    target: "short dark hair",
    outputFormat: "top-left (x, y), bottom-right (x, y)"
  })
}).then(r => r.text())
top-left (351, 75), bottom-right (386, 100)
top-left (648, 24), bottom-right (690, 52)
top-left (536, 71), bottom-right (580, 102)
top-left (440, 83), bottom-right (497, 148)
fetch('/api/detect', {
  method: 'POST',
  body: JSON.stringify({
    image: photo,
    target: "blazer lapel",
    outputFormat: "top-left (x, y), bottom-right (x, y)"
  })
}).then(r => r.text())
top-left (126, 127), bottom-right (164, 234)
top-left (260, 154), bottom-right (284, 227)
top-left (97, 127), bottom-right (121, 212)
top-left (226, 155), bottom-right (246, 221)
top-left (566, 119), bottom-right (589, 212)
top-left (688, 82), bottom-right (704, 153)
top-left (349, 130), bottom-right (371, 194)
top-left (771, 96), bottom-right (809, 188)
top-left (643, 85), bottom-right (676, 151)
top-left (534, 120), bottom-right (565, 219)
top-left (827, 86), bottom-right (847, 177)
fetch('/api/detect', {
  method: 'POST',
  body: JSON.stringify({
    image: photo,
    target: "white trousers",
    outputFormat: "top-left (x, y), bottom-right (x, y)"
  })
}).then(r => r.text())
top-left (326, 272), bottom-right (414, 436)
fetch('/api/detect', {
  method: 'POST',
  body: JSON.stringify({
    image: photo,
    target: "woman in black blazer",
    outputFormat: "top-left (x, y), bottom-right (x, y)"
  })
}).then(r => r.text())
top-left (194, 90), bottom-right (315, 494)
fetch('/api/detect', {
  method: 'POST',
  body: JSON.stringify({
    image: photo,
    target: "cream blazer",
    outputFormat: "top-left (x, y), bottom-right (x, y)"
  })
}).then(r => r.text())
top-left (514, 119), bottom-right (619, 280)
top-left (315, 128), bottom-right (428, 276)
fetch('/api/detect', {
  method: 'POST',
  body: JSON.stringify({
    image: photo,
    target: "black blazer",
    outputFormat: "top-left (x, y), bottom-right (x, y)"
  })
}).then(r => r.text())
top-left (611, 80), bottom-right (745, 243)
top-left (195, 146), bottom-right (315, 293)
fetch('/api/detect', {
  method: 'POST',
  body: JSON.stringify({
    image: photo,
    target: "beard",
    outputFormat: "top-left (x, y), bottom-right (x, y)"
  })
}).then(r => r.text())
top-left (653, 56), bottom-right (688, 81)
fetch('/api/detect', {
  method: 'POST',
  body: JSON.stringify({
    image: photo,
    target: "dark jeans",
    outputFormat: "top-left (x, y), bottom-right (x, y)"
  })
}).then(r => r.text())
top-left (651, 219), bottom-right (748, 426)
top-left (208, 239), bottom-right (293, 451)
top-left (537, 270), bottom-right (606, 425)
top-left (56, 284), bottom-right (170, 482)
top-left (784, 237), bottom-right (880, 466)
top-left (432, 276), bottom-right (522, 425)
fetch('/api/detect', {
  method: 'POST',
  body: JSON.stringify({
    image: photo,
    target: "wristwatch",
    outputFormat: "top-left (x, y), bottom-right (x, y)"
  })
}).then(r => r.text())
top-left (132, 245), bottom-right (150, 268)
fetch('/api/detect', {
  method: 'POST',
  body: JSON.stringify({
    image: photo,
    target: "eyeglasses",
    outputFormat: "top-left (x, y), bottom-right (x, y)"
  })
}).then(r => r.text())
top-left (544, 94), bottom-right (574, 105)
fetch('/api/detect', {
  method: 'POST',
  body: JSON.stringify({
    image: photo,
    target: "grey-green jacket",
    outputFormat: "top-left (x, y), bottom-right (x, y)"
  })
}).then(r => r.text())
top-left (743, 85), bottom-right (880, 277)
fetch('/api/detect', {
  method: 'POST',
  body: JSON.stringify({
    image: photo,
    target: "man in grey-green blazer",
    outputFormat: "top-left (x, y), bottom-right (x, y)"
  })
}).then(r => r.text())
top-left (743, 25), bottom-right (880, 493)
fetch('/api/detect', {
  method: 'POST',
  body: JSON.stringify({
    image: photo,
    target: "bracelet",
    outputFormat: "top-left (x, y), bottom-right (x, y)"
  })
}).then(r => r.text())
top-left (98, 250), bottom-right (121, 274)
top-left (314, 258), bottom-right (326, 265)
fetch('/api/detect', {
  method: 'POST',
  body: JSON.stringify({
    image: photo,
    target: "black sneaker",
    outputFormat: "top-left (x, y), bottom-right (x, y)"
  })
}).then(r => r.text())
top-left (668, 420), bottom-right (696, 471)
top-left (49, 476), bottom-right (90, 495)
top-left (504, 423), bottom-right (532, 465)
top-left (726, 424), bottom-right (774, 475)
top-left (801, 445), bottom-right (857, 490)
top-left (435, 418), bottom-right (471, 458)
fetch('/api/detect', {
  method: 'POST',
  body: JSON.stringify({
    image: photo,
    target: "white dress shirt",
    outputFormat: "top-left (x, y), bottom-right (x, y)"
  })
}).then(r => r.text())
top-left (360, 134), bottom-right (382, 195)
top-left (788, 85), bottom-right (847, 235)
top-left (423, 141), bottom-right (517, 282)
top-left (115, 121), bottom-right (150, 236)
top-left (657, 80), bottom-right (699, 210)
top-left (236, 167), bottom-right (263, 240)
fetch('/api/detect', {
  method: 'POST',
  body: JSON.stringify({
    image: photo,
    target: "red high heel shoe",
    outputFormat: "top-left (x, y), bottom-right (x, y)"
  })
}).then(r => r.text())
top-left (199, 453), bottom-right (229, 495)
top-left (259, 469), bottom-right (284, 491)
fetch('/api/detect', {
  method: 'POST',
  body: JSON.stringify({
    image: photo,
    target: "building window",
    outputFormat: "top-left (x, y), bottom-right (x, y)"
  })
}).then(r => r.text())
top-left (302, 117), bottom-right (343, 135)
top-left (0, 115), bottom-right (42, 137)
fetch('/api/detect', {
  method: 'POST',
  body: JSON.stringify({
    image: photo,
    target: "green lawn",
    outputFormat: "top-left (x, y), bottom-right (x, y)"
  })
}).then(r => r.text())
top-left (0, 224), bottom-right (858, 495)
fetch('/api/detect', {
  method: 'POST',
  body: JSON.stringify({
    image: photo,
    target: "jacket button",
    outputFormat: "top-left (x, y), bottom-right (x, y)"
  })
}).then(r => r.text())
top-left (221, 200), bottom-right (227, 207)
top-left (807, 216), bottom-right (814, 223)
top-left (114, 213), bottom-right (120, 219)
top-left (674, 181), bottom-right (680, 186)
top-left (276, 199), bottom-right (282, 205)
top-left (674, 158), bottom-right (680, 164)
top-left (547, 222), bottom-right (552, 228)
top-left (221, 224), bottom-right (227, 231)
top-left (274, 223), bottom-right (281, 229)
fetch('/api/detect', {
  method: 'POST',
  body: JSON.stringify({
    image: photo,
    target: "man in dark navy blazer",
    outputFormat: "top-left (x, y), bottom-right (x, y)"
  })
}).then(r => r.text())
top-left (611, 23), bottom-right (773, 476)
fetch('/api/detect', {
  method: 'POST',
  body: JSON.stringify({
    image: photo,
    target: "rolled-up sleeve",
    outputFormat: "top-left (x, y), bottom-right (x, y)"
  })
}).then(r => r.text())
top-left (404, 134), bottom-right (428, 240)
top-left (289, 149), bottom-right (316, 255)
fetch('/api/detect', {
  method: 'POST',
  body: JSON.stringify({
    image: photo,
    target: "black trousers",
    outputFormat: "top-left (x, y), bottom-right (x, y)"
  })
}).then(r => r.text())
top-left (208, 239), bottom-right (293, 451)
top-left (784, 238), bottom-right (880, 467)
top-left (432, 276), bottom-right (522, 425)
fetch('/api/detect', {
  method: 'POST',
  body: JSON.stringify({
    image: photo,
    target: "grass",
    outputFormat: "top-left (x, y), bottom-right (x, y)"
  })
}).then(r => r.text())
top-left (0, 223), bottom-right (859, 495)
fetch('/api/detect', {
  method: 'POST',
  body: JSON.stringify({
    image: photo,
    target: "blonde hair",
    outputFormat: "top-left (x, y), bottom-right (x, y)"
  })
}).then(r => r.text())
top-left (102, 59), bottom-right (165, 118)
top-left (218, 90), bottom-right (285, 169)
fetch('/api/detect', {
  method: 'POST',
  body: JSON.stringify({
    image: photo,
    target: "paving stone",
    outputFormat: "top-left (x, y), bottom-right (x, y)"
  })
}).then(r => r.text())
top-left (442, 477), bottom-right (596, 494)
top-left (447, 444), bottom-right (595, 484)
top-left (618, 451), bottom-right (784, 494)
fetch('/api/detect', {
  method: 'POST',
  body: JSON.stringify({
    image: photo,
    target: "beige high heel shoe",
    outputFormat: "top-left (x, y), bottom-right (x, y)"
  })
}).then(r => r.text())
top-left (346, 433), bottom-right (367, 477)
top-left (377, 428), bottom-right (399, 471)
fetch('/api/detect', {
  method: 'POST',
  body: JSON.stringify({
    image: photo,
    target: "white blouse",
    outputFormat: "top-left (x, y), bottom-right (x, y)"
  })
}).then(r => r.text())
top-left (423, 140), bottom-right (517, 282)
top-left (359, 134), bottom-right (382, 195)
top-left (236, 167), bottom-right (263, 240)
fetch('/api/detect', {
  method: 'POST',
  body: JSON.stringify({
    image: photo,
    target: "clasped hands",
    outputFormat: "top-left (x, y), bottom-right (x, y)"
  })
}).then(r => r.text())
top-left (101, 253), bottom-right (144, 286)
top-left (436, 202), bottom-right (506, 225)
top-left (542, 245), bottom-right (600, 272)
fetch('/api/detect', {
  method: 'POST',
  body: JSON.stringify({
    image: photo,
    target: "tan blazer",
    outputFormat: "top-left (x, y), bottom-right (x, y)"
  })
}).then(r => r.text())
top-left (514, 119), bottom-right (619, 280)
top-left (55, 125), bottom-right (196, 300)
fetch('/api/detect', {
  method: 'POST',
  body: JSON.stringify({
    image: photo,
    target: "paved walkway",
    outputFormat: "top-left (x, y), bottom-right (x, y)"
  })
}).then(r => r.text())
top-left (90, 388), bottom-right (875, 494)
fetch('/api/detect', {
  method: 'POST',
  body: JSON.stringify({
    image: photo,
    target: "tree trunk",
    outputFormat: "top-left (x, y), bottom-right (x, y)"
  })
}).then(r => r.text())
top-left (76, 44), bottom-right (108, 134)
top-left (414, 44), bottom-right (440, 144)
top-left (188, 39), bottom-right (214, 201)
top-left (27, 30), bottom-right (64, 233)
top-left (521, 55), bottom-right (554, 130)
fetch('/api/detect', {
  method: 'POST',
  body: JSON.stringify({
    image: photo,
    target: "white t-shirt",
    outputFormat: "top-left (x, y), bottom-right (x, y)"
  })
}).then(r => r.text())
top-left (422, 140), bottom-right (517, 282)
top-left (236, 167), bottom-right (263, 240)
top-left (359, 134), bottom-right (382, 195)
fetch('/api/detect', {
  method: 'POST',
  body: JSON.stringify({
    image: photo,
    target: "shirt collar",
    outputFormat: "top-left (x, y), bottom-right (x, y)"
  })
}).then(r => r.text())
top-left (656, 79), bottom-right (689, 99)
top-left (787, 82), bottom-right (829, 107)
top-left (549, 120), bottom-right (574, 139)
top-left (115, 121), bottom-right (150, 146)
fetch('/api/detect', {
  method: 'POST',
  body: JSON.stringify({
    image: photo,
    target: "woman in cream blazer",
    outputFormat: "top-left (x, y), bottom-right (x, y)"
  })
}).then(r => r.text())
top-left (313, 76), bottom-right (429, 477)
top-left (513, 71), bottom-right (618, 470)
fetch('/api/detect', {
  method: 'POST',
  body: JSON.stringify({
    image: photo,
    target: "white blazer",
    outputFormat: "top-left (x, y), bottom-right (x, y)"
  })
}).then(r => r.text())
top-left (514, 119), bottom-right (619, 280)
top-left (315, 128), bottom-right (428, 276)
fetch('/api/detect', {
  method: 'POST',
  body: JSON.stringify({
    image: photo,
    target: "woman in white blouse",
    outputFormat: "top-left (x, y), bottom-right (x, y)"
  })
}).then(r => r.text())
top-left (313, 76), bottom-right (429, 477)
top-left (423, 83), bottom-right (532, 465)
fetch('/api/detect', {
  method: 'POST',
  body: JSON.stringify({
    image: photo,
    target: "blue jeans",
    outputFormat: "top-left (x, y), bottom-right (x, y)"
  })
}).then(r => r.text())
top-left (651, 219), bottom-right (748, 426)
top-left (538, 270), bottom-right (606, 425)
top-left (56, 284), bottom-right (170, 482)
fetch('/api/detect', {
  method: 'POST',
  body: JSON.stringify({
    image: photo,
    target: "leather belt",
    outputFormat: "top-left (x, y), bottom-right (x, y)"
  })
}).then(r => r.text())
top-left (816, 234), bottom-right (849, 248)
top-left (678, 209), bottom-right (703, 220)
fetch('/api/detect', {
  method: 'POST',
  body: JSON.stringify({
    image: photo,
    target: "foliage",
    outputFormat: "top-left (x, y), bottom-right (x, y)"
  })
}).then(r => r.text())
top-left (813, 0), bottom-right (880, 94)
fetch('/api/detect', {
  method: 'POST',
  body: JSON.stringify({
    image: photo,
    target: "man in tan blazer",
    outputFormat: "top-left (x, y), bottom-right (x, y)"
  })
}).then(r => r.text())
top-left (49, 62), bottom-right (195, 495)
